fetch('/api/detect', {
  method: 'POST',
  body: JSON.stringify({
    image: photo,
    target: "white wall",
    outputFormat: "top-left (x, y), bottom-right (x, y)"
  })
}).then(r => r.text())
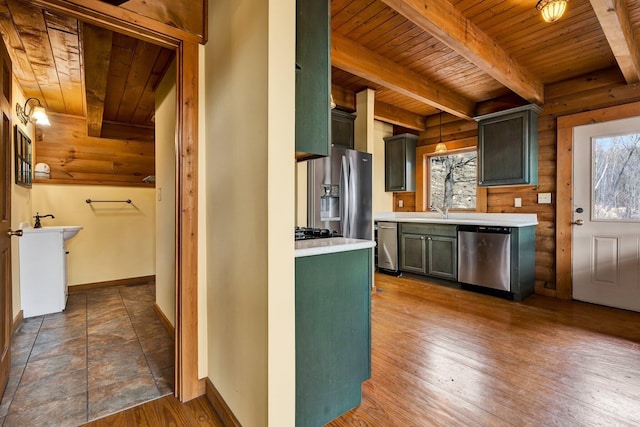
top-left (205, 0), bottom-right (295, 425)
top-left (373, 120), bottom-right (394, 214)
top-left (154, 59), bottom-right (177, 326)
top-left (30, 184), bottom-right (155, 286)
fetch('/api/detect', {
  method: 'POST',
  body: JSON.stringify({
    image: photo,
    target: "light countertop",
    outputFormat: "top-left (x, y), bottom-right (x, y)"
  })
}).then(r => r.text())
top-left (374, 212), bottom-right (538, 227)
top-left (295, 237), bottom-right (376, 258)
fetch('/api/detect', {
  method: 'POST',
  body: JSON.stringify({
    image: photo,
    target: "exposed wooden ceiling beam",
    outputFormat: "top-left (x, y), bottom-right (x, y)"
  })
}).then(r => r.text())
top-left (83, 23), bottom-right (112, 137)
top-left (380, 0), bottom-right (544, 106)
top-left (332, 34), bottom-right (475, 120)
top-left (374, 101), bottom-right (426, 131)
top-left (590, 0), bottom-right (640, 84)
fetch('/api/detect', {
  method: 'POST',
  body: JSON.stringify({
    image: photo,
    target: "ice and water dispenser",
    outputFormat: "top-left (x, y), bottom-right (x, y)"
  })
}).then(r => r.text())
top-left (320, 184), bottom-right (340, 221)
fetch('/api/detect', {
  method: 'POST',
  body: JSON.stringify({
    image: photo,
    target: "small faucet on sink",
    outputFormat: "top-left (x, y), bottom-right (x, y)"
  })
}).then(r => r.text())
top-left (33, 212), bottom-right (55, 229)
top-left (430, 204), bottom-right (449, 219)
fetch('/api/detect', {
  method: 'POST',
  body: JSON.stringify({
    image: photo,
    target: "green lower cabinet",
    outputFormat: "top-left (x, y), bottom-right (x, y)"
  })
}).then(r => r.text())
top-left (295, 249), bottom-right (372, 426)
top-left (399, 224), bottom-right (457, 281)
top-left (427, 236), bottom-right (457, 280)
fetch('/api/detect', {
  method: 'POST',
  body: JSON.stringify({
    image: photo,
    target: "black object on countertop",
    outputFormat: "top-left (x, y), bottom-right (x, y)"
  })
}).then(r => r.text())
top-left (295, 227), bottom-right (342, 241)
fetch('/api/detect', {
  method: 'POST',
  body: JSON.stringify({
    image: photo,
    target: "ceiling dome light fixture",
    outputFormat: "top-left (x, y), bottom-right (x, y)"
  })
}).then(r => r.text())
top-left (16, 97), bottom-right (51, 126)
top-left (536, 0), bottom-right (569, 23)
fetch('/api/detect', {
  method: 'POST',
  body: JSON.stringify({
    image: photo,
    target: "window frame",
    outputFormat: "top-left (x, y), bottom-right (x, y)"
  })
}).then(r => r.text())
top-left (427, 147), bottom-right (478, 211)
top-left (416, 137), bottom-right (487, 213)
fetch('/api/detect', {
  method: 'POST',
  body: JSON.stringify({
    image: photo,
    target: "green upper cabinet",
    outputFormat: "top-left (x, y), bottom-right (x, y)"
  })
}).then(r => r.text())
top-left (295, 0), bottom-right (331, 161)
top-left (384, 133), bottom-right (417, 192)
top-left (475, 104), bottom-right (542, 187)
top-left (331, 109), bottom-right (356, 149)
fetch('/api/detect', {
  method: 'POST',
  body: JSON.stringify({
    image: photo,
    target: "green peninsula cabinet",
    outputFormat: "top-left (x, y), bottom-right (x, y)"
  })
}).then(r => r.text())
top-left (295, 0), bottom-right (331, 160)
top-left (295, 248), bottom-right (372, 426)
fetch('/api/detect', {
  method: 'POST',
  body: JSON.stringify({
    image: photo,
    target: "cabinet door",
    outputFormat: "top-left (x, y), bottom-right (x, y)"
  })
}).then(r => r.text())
top-left (385, 134), bottom-right (417, 192)
top-left (427, 236), bottom-right (457, 280)
top-left (477, 106), bottom-right (539, 186)
top-left (295, 0), bottom-right (331, 160)
top-left (400, 233), bottom-right (427, 274)
top-left (332, 109), bottom-right (355, 149)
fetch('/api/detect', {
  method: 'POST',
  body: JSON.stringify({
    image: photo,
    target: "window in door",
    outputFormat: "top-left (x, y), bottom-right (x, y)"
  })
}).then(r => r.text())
top-left (592, 132), bottom-right (640, 221)
top-left (428, 149), bottom-right (477, 210)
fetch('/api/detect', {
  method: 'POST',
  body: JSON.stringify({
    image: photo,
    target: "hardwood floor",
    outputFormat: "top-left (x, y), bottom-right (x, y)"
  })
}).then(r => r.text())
top-left (69, 273), bottom-right (639, 426)
top-left (81, 395), bottom-right (223, 426)
top-left (329, 273), bottom-right (640, 426)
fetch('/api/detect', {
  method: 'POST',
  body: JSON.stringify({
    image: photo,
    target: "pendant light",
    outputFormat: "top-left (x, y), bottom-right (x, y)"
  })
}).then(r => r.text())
top-left (536, 0), bottom-right (569, 23)
top-left (434, 110), bottom-right (447, 154)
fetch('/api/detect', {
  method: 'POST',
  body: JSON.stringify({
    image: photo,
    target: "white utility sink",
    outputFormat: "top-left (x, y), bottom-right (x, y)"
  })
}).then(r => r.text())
top-left (22, 225), bottom-right (84, 241)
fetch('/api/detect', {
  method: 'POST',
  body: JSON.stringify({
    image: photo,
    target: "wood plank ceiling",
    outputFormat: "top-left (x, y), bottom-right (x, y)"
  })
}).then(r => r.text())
top-left (1, 0), bottom-right (639, 136)
top-left (332, 0), bottom-right (640, 130)
top-left (0, 0), bottom-right (174, 142)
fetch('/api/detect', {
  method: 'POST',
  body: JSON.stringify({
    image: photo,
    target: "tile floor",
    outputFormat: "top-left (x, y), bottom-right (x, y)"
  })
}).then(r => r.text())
top-left (0, 282), bottom-right (174, 426)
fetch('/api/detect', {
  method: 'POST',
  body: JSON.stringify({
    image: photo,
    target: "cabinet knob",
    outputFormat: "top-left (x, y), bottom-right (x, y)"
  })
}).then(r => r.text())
top-left (7, 229), bottom-right (23, 237)
top-left (420, 236), bottom-right (425, 240)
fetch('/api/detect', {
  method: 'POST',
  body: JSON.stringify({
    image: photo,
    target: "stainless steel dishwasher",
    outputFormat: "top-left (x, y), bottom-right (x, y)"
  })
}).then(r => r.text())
top-left (376, 222), bottom-right (398, 274)
top-left (458, 225), bottom-right (511, 291)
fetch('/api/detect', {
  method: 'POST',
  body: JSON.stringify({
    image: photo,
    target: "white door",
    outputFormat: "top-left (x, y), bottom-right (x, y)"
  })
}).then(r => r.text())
top-left (572, 116), bottom-right (640, 312)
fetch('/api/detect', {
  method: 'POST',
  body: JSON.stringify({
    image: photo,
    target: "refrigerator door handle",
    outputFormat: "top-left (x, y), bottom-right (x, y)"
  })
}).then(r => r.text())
top-left (341, 155), bottom-right (349, 237)
top-left (348, 156), bottom-right (356, 237)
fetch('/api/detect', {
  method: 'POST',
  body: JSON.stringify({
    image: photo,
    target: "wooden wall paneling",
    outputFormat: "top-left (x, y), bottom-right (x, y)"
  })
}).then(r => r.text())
top-left (393, 192), bottom-right (416, 212)
top-left (34, 113), bottom-right (154, 186)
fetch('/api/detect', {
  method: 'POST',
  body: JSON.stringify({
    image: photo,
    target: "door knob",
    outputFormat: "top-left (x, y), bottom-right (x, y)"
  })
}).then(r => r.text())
top-left (571, 219), bottom-right (584, 226)
top-left (7, 229), bottom-right (23, 237)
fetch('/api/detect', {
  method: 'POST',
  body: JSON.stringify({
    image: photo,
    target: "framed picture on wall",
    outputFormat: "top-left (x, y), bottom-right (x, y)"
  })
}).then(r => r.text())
top-left (14, 125), bottom-right (32, 188)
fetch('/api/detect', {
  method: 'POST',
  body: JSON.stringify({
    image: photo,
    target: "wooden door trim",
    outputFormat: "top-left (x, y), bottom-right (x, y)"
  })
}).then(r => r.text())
top-left (556, 101), bottom-right (640, 300)
top-left (34, 0), bottom-right (200, 401)
top-left (30, 0), bottom-right (202, 47)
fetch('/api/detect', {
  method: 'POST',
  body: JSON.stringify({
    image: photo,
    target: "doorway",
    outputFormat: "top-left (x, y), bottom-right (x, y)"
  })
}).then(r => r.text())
top-left (572, 117), bottom-right (640, 312)
top-left (556, 101), bottom-right (640, 303)
top-left (6, 0), bottom-right (200, 405)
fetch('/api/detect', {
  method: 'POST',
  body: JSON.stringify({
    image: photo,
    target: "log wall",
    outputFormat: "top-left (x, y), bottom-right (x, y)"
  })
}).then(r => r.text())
top-left (406, 67), bottom-right (640, 296)
top-left (34, 112), bottom-right (154, 187)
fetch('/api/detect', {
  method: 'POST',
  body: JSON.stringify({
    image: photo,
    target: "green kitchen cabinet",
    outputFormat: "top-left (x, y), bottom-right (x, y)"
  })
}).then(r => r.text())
top-left (399, 223), bottom-right (457, 281)
top-left (331, 109), bottom-right (356, 149)
top-left (295, 0), bottom-right (331, 160)
top-left (295, 248), bottom-right (372, 426)
top-left (475, 104), bottom-right (541, 187)
top-left (384, 133), bottom-right (417, 192)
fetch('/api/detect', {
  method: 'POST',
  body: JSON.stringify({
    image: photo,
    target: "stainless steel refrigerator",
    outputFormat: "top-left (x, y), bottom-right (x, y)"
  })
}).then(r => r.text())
top-left (307, 147), bottom-right (372, 240)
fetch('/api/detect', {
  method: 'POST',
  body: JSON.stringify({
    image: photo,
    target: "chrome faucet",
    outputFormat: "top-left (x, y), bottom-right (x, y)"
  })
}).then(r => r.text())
top-left (33, 212), bottom-right (55, 228)
top-left (430, 204), bottom-right (449, 219)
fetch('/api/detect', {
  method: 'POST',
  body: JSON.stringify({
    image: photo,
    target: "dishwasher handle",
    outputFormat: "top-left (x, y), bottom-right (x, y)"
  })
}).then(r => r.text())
top-left (458, 225), bottom-right (511, 234)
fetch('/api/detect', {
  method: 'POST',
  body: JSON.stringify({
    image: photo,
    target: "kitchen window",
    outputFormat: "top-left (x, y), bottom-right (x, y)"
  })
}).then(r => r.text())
top-left (428, 149), bottom-right (477, 210)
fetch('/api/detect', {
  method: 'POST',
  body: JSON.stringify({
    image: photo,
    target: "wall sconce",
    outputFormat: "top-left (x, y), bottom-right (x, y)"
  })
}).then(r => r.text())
top-left (16, 97), bottom-right (51, 126)
top-left (536, 0), bottom-right (569, 23)
top-left (434, 111), bottom-right (447, 154)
